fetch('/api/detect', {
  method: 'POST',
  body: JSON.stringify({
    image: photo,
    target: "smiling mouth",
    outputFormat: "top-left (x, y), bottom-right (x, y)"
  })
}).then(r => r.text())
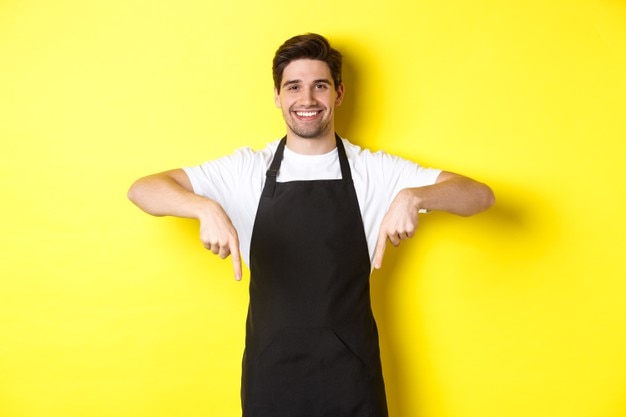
top-left (294, 110), bottom-right (320, 119)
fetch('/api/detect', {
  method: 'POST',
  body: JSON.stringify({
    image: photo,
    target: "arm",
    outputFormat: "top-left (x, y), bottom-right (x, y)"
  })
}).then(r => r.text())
top-left (373, 171), bottom-right (495, 269)
top-left (403, 171), bottom-right (495, 216)
top-left (127, 169), bottom-right (242, 280)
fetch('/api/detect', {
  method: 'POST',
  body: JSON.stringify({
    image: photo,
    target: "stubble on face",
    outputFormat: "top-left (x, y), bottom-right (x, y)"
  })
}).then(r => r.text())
top-left (275, 59), bottom-right (343, 144)
top-left (284, 106), bottom-right (333, 139)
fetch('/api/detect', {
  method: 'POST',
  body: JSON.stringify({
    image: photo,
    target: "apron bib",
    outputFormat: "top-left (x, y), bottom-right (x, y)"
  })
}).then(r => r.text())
top-left (242, 135), bottom-right (388, 417)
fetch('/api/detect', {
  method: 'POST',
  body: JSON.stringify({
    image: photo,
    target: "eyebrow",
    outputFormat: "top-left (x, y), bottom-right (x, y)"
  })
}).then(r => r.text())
top-left (281, 79), bottom-right (332, 89)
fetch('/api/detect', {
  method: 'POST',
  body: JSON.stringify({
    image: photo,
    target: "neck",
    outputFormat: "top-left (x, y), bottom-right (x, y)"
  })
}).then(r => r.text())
top-left (285, 131), bottom-right (337, 155)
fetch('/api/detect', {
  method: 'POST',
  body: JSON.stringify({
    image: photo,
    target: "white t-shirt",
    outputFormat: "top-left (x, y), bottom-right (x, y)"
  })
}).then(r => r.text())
top-left (183, 138), bottom-right (442, 267)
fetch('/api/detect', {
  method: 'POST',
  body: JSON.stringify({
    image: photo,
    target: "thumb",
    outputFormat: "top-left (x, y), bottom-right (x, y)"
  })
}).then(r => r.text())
top-left (373, 232), bottom-right (387, 270)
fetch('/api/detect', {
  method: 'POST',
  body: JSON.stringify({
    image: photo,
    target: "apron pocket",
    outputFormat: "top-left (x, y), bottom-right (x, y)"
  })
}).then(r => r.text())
top-left (246, 327), bottom-right (369, 417)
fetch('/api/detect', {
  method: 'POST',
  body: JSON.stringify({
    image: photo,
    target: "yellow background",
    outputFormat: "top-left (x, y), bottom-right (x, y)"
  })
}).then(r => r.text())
top-left (1, 0), bottom-right (625, 416)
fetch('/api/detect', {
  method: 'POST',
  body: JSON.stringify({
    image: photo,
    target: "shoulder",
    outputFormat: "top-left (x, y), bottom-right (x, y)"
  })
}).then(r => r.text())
top-left (224, 139), bottom-right (280, 166)
top-left (190, 139), bottom-right (280, 171)
top-left (341, 138), bottom-right (376, 164)
top-left (183, 138), bottom-right (281, 191)
top-left (341, 137), bottom-right (441, 186)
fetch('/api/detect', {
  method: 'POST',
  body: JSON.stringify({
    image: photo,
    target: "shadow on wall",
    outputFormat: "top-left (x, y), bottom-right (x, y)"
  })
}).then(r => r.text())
top-left (332, 37), bottom-right (381, 144)
top-left (334, 55), bottom-right (360, 141)
top-left (370, 182), bottom-right (559, 416)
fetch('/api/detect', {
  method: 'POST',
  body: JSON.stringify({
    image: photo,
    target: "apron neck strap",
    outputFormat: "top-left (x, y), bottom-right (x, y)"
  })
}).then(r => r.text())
top-left (263, 136), bottom-right (287, 198)
top-left (263, 134), bottom-right (351, 198)
top-left (334, 133), bottom-right (352, 182)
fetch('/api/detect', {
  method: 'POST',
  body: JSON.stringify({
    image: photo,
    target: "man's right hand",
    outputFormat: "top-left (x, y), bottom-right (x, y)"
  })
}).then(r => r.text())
top-left (199, 200), bottom-right (242, 281)
top-left (128, 169), bottom-right (243, 281)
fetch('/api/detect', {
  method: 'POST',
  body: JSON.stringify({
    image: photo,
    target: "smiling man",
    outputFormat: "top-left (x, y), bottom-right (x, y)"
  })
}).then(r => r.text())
top-left (275, 58), bottom-right (343, 147)
top-left (128, 33), bottom-right (494, 417)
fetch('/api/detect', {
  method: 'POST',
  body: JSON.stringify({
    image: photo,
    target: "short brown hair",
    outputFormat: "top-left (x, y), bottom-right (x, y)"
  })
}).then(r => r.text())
top-left (272, 33), bottom-right (343, 91)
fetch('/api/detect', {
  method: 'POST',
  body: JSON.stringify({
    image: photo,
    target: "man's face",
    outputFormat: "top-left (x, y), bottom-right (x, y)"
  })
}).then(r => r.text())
top-left (274, 59), bottom-right (344, 140)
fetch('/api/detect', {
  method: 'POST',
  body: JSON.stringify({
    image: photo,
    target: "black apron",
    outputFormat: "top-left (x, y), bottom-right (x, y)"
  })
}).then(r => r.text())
top-left (242, 134), bottom-right (388, 417)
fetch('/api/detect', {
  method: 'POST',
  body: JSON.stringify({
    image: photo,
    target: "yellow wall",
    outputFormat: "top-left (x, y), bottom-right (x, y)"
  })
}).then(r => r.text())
top-left (1, 1), bottom-right (625, 416)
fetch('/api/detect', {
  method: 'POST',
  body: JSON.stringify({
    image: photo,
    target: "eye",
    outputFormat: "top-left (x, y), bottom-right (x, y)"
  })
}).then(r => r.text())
top-left (286, 84), bottom-right (300, 91)
top-left (315, 83), bottom-right (328, 90)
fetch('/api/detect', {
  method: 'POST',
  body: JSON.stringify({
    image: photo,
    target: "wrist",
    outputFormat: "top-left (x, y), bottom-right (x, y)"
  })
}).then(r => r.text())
top-left (401, 188), bottom-right (429, 214)
top-left (398, 187), bottom-right (430, 214)
top-left (191, 196), bottom-right (218, 221)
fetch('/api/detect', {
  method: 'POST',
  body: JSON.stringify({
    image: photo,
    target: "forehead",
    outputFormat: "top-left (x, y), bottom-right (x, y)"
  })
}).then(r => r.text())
top-left (281, 59), bottom-right (333, 85)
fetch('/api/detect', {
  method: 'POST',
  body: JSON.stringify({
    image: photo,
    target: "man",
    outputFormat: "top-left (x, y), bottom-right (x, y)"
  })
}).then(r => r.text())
top-left (128, 33), bottom-right (494, 417)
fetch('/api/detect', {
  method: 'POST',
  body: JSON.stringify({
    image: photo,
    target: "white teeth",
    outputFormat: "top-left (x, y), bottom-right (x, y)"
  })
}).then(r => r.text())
top-left (296, 111), bottom-right (318, 117)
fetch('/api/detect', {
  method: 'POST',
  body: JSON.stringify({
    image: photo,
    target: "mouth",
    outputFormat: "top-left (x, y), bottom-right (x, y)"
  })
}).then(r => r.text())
top-left (293, 110), bottom-right (321, 120)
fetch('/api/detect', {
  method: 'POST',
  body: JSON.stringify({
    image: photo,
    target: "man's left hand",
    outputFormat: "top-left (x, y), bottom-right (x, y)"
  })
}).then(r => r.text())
top-left (373, 189), bottom-right (420, 270)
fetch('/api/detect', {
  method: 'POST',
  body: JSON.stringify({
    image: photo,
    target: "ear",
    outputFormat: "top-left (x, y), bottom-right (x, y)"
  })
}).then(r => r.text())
top-left (274, 88), bottom-right (281, 108)
top-left (335, 83), bottom-right (345, 106)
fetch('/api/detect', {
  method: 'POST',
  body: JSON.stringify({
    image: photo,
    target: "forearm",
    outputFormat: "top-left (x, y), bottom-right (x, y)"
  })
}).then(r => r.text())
top-left (128, 169), bottom-right (242, 279)
top-left (127, 169), bottom-right (214, 219)
top-left (407, 171), bottom-right (495, 217)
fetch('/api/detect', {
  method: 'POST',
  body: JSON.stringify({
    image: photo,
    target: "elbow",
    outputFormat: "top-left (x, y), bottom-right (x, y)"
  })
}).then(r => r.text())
top-left (483, 184), bottom-right (496, 210)
top-left (475, 183), bottom-right (495, 215)
top-left (459, 183), bottom-right (495, 217)
top-left (127, 179), bottom-right (154, 213)
top-left (127, 181), bottom-right (141, 205)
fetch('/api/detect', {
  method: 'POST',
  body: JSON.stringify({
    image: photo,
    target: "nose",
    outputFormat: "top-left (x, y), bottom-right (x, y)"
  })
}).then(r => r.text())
top-left (300, 87), bottom-right (317, 106)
